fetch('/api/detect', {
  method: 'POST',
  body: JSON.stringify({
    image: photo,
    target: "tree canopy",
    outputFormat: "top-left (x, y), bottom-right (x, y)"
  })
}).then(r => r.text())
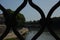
top-left (6, 9), bottom-right (25, 28)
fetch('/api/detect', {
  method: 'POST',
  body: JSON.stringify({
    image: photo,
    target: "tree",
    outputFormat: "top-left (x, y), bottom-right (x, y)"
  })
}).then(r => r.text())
top-left (6, 9), bottom-right (25, 28)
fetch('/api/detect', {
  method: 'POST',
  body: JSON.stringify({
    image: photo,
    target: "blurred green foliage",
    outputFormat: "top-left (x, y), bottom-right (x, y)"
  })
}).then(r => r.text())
top-left (6, 9), bottom-right (25, 28)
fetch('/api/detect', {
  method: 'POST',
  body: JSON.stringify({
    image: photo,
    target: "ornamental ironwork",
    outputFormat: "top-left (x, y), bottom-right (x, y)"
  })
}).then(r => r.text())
top-left (0, 0), bottom-right (60, 40)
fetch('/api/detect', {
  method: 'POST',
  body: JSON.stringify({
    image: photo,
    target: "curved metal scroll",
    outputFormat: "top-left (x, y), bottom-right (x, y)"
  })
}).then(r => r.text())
top-left (28, 0), bottom-right (46, 40)
top-left (28, 0), bottom-right (45, 19)
top-left (0, 0), bottom-right (60, 40)
top-left (0, 0), bottom-right (27, 40)
top-left (47, 1), bottom-right (60, 40)
top-left (0, 4), bottom-right (11, 40)
top-left (47, 1), bottom-right (60, 19)
top-left (12, 0), bottom-right (27, 40)
top-left (28, 0), bottom-right (60, 40)
top-left (14, 0), bottom-right (27, 16)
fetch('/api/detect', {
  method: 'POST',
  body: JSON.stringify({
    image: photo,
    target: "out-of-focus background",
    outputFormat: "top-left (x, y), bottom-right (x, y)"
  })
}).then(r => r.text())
top-left (0, 0), bottom-right (60, 40)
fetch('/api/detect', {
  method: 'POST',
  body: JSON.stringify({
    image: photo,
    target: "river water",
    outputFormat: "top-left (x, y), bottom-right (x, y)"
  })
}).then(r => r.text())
top-left (0, 27), bottom-right (60, 40)
top-left (25, 30), bottom-right (60, 40)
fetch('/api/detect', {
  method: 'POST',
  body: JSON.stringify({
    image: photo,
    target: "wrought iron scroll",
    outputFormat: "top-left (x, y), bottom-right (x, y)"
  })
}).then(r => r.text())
top-left (0, 5), bottom-right (11, 40)
top-left (29, 0), bottom-right (60, 40)
top-left (0, 0), bottom-right (27, 40)
top-left (28, 0), bottom-right (45, 40)
top-left (47, 1), bottom-right (60, 40)
top-left (0, 0), bottom-right (60, 40)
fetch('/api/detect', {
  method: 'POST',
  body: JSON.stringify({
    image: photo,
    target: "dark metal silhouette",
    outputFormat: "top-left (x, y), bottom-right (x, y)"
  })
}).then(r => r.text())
top-left (29, 1), bottom-right (60, 40)
top-left (0, 0), bottom-right (27, 40)
top-left (0, 0), bottom-right (60, 40)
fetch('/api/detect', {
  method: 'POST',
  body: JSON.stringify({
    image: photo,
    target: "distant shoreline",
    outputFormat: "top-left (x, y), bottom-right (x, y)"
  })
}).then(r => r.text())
top-left (29, 28), bottom-right (60, 33)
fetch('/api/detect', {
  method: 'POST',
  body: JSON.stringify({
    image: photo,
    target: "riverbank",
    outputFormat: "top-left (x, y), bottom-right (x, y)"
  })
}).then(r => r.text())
top-left (0, 27), bottom-right (29, 40)
top-left (1, 28), bottom-right (60, 40)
